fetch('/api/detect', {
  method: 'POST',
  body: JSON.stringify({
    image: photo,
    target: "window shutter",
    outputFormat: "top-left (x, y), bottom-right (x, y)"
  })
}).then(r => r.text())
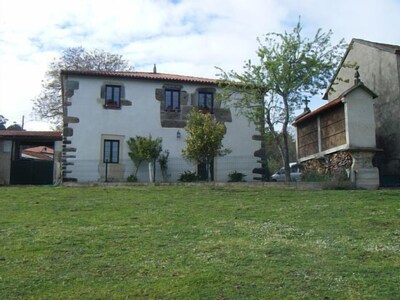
top-left (120, 85), bottom-right (125, 98)
top-left (100, 85), bottom-right (105, 98)
top-left (180, 91), bottom-right (188, 105)
top-left (191, 92), bottom-right (197, 106)
top-left (155, 88), bottom-right (164, 101)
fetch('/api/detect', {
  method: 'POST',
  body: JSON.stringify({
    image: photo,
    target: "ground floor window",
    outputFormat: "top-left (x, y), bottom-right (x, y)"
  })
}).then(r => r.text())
top-left (104, 140), bottom-right (119, 163)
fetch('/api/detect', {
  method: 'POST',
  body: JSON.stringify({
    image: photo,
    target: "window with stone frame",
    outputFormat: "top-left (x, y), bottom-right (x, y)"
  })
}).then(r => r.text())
top-left (198, 91), bottom-right (214, 112)
top-left (103, 139), bottom-right (120, 163)
top-left (105, 85), bottom-right (121, 109)
top-left (164, 89), bottom-right (180, 112)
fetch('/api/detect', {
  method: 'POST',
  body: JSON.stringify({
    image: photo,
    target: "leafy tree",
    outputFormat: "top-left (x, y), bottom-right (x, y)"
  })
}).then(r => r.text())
top-left (217, 20), bottom-right (346, 181)
top-left (158, 150), bottom-right (170, 182)
top-left (182, 110), bottom-right (230, 181)
top-left (127, 135), bottom-right (163, 183)
top-left (33, 47), bottom-right (134, 126)
top-left (265, 130), bottom-right (297, 174)
top-left (127, 137), bottom-right (145, 177)
top-left (7, 123), bottom-right (24, 131)
top-left (0, 115), bottom-right (8, 130)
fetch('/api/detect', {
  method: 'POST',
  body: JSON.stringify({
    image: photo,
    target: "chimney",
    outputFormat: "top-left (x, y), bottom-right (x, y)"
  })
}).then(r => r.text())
top-left (153, 64), bottom-right (157, 74)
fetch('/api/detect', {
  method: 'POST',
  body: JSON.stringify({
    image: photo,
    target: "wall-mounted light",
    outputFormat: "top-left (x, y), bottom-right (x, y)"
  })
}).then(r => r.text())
top-left (176, 130), bottom-right (181, 139)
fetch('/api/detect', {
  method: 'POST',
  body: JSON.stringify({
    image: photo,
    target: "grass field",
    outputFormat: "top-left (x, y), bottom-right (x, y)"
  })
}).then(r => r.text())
top-left (0, 185), bottom-right (399, 299)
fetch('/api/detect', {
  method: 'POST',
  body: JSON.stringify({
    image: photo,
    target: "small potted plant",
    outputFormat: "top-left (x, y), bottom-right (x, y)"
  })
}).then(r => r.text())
top-left (106, 101), bottom-right (119, 108)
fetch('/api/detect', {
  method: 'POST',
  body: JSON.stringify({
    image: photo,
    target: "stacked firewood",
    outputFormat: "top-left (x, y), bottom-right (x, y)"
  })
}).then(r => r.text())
top-left (328, 151), bottom-right (352, 177)
top-left (301, 151), bottom-right (353, 180)
top-left (301, 159), bottom-right (328, 176)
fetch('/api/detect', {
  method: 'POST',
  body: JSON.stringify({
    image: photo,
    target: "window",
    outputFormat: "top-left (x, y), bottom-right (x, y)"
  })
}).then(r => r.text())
top-left (103, 140), bottom-right (119, 163)
top-left (198, 92), bottom-right (213, 112)
top-left (165, 89), bottom-right (180, 111)
top-left (105, 85), bottom-right (121, 108)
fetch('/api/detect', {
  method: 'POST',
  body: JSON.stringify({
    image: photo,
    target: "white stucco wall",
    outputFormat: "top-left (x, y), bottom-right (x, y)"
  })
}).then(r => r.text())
top-left (328, 42), bottom-right (399, 101)
top-left (65, 75), bottom-right (259, 182)
top-left (344, 88), bottom-right (377, 149)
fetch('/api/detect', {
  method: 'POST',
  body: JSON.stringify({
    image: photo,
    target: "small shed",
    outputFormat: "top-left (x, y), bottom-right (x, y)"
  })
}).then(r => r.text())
top-left (0, 131), bottom-right (62, 185)
top-left (293, 76), bottom-right (380, 189)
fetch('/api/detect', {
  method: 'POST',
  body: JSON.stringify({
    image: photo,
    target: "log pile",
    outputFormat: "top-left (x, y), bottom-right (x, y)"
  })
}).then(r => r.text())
top-left (301, 151), bottom-right (353, 180)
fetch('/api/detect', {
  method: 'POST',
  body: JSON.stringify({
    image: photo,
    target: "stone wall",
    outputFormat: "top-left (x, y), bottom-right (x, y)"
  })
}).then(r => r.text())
top-left (0, 140), bottom-right (12, 185)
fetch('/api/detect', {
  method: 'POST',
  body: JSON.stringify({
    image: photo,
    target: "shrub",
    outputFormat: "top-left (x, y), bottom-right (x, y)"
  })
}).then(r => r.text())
top-left (228, 171), bottom-right (246, 182)
top-left (322, 180), bottom-right (354, 190)
top-left (158, 150), bottom-right (170, 181)
top-left (301, 171), bottom-right (329, 182)
top-left (178, 170), bottom-right (199, 182)
top-left (127, 174), bottom-right (138, 182)
top-left (302, 169), bottom-right (353, 190)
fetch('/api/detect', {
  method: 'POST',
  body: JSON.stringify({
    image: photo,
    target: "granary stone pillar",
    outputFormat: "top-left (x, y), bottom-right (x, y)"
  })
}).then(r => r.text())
top-left (350, 150), bottom-right (379, 189)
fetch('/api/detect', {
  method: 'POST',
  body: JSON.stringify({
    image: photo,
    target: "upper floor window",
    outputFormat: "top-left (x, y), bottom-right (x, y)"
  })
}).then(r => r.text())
top-left (105, 85), bottom-right (121, 109)
top-left (103, 139), bottom-right (119, 163)
top-left (165, 89), bottom-right (180, 112)
top-left (198, 92), bottom-right (214, 112)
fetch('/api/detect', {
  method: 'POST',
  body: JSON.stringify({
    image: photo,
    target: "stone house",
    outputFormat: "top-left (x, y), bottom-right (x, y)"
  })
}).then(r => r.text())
top-left (323, 39), bottom-right (400, 186)
top-left (61, 69), bottom-right (260, 183)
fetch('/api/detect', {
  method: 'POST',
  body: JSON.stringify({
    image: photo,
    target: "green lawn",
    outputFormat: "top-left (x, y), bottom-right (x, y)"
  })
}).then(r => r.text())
top-left (0, 186), bottom-right (399, 299)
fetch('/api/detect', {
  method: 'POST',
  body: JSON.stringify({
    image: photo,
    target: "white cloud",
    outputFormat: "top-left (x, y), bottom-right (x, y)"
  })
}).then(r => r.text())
top-left (0, 0), bottom-right (399, 130)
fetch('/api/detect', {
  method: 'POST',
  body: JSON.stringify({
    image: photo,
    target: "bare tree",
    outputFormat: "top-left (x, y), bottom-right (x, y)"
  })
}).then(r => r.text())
top-left (32, 47), bottom-right (134, 127)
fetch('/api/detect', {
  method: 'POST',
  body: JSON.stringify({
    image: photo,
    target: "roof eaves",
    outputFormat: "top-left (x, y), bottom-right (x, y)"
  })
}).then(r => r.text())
top-left (0, 131), bottom-right (62, 140)
top-left (353, 38), bottom-right (400, 53)
top-left (339, 82), bottom-right (378, 99)
top-left (293, 97), bottom-right (343, 126)
top-left (61, 70), bottom-right (218, 85)
top-left (323, 39), bottom-right (355, 100)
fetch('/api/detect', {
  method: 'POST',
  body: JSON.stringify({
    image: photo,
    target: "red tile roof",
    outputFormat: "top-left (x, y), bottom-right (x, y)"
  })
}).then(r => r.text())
top-left (61, 70), bottom-right (218, 85)
top-left (0, 131), bottom-right (62, 139)
top-left (293, 97), bottom-right (343, 125)
top-left (23, 146), bottom-right (54, 154)
top-left (21, 150), bottom-right (54, 161)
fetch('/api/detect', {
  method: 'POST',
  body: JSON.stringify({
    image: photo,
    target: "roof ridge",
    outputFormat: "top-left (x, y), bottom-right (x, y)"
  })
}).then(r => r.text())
top-left (352, 38), bottom-right (400, 52)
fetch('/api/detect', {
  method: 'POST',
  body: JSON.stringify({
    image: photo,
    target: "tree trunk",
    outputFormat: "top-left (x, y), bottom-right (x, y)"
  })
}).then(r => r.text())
top-left (265, 93), bottom-right (292, 182)
top-left (260, 100), bottom-right (270, 181)
top-left (282, 95), bottom-right (291, 182)
top-left (148, 161), bottom-right (154, 183)
top-left (206, 158), bottom-right (211, 182)
top-left (282, 131), bottom-right (291, 182)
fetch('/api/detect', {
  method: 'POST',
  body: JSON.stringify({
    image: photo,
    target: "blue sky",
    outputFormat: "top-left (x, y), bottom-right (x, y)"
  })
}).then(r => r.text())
top-left (1, 0), bottom-right (400, 130)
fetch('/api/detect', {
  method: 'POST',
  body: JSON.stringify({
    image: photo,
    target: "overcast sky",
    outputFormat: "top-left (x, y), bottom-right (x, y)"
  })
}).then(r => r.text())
top-left (1, 0), bottom-right (400, 130)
